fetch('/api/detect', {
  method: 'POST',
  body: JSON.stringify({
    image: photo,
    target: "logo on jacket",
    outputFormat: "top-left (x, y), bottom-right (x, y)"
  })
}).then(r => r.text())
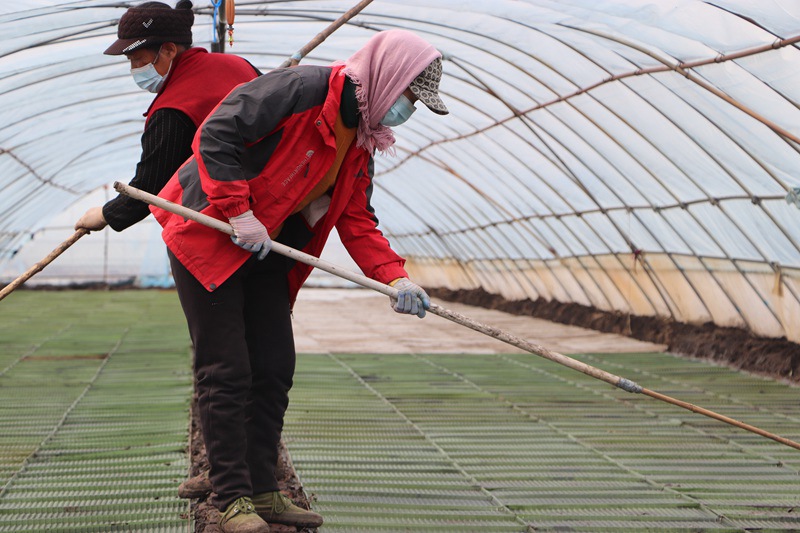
top-left (282, 150), bottom-right (315, 187)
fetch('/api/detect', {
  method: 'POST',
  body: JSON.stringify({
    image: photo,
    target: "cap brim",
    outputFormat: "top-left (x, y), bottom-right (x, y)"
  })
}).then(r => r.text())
top-left (424, 95), bottom-right (449, 115)
top-left (410, 85), bottom-right (449, 115)
top-left (104, 37), bottom-right (151, 56)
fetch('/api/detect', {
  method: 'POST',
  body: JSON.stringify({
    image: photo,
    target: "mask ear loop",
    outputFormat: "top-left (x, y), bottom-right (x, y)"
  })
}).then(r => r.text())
top-left (158, 45), bottom-right (174, 91)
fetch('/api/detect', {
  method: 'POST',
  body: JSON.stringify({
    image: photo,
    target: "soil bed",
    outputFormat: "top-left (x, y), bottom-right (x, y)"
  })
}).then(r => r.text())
top-left (428, 287), bottom-right (800, 383)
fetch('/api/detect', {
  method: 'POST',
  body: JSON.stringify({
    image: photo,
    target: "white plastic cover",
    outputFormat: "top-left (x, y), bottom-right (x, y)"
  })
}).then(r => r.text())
top-left (1, 1), bottom-right (798, 341)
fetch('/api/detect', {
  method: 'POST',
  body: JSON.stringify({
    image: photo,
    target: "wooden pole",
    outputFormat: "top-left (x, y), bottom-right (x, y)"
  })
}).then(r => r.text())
top-left (114, 181), bottom-right (800, 452)
top-left (278, 0), bottom-right (375, 68)
top-left (0, 228), bottom-right (89, 302)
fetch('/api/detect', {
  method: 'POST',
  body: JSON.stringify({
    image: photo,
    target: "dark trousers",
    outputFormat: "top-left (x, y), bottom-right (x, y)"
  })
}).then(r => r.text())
top-left (169, 249), bottom-right (296, 511)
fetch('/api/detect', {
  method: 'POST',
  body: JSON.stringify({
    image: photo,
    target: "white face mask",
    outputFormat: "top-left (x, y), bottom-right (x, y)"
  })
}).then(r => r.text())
top-left (380, 93), bottom-right (417, 127)
top-left (130, 47), bottom-right (170, 93)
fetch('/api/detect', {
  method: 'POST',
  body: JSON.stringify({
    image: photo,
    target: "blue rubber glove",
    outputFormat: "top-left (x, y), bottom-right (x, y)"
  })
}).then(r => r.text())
top-left (390, 278), bottom-right (430, 318)
top-left (228, 210), bottom-right (272, 260)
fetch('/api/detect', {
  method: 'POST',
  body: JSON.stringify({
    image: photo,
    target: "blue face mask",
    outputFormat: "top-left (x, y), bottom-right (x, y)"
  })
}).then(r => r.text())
top-left (380, 94), bottom-right (416, 127)
top-left (130, 48), bottom-right (169, 93)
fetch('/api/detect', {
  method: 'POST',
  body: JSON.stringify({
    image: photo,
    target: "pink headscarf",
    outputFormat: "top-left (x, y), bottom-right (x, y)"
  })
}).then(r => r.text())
top-left (343, 29), bottom-right (442, 154)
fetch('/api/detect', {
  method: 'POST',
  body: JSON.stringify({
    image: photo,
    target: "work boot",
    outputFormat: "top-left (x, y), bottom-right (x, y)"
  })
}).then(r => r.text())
top-left (219, 497), bottom-right (270, 533)
top-left (253, 490), bottom-right (324, 528)
top-left (178, 471), bottom-right (212, 499)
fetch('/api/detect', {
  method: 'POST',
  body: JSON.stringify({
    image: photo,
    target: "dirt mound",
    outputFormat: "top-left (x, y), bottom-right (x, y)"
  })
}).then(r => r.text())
top-left (428, 287), bottom-right (800, 383)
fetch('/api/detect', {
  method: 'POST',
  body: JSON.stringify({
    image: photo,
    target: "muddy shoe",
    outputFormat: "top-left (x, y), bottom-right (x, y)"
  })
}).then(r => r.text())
top-left (253, 491), bottom-right (323, 528)
top-left (178, 471), bottom-right (212, 499)
top-left (220, 497), bottom-right (270, 533)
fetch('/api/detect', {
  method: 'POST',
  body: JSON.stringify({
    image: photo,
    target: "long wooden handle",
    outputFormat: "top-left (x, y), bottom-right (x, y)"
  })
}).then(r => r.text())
top-left (278, 0), bottom-right (376, 68)
top-left (115, 181), bottom-right (800, 452)
top-left (0, 228), bottom-right (89, 302)
top-left (111, 182), bottom-right (639, 386)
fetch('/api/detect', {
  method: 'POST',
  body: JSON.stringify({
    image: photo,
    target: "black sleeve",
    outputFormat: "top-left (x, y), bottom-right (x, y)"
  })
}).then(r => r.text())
top-left (102, 108), bottom-right (196, 231)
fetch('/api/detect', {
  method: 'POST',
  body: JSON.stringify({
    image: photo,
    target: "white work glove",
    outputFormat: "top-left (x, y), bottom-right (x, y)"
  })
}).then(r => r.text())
top-left (390, 278), bottom-right (430, 319)
top-left (229, 210), bottom-right (272, 260)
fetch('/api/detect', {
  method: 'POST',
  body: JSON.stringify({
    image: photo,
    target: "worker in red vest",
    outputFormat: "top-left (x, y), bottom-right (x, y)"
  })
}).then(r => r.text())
top-left (74, 0), bottom-right (258, 233)
top-left (72, 2), bottom-right (321, 530)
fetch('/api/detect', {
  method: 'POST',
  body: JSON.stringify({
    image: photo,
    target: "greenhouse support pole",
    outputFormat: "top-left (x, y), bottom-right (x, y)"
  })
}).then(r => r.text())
top-left (0, 229), bottom-right (89, 302)
top-left (114, 181), bottom-right (800, 453)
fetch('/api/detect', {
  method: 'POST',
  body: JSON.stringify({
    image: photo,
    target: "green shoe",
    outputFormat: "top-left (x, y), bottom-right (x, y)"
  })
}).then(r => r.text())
top-left (253, 491), bottom-right (324, 528)
top-left (219, 497), bottom-right (270, 533)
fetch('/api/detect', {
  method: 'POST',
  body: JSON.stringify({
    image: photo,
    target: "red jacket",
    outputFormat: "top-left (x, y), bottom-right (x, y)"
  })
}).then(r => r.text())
top-left (153, 65), bottom-right (408, 303)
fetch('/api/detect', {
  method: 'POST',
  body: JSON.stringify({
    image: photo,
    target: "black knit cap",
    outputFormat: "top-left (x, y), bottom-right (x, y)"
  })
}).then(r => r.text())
top-left (104, 0), bottom-right (194, 56)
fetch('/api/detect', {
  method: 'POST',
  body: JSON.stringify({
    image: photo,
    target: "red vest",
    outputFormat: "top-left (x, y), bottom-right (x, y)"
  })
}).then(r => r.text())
top-left (145, 47), bottom-right (257, 127)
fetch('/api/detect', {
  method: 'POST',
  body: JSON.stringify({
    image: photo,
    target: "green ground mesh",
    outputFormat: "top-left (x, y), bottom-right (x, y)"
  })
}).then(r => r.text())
top-left (0, 291), bottom-right (192, 532)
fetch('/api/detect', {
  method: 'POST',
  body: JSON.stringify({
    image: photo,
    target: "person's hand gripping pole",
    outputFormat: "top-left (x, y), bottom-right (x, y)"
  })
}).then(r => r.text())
top-left (228, 210), bottom-right (272, 260)
top-left (389, 277), bottom-right (430, 318)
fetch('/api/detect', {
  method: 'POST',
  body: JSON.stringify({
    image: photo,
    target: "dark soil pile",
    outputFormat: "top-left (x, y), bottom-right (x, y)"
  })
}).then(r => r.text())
top-left (428, 287), bottom-right (800, 383)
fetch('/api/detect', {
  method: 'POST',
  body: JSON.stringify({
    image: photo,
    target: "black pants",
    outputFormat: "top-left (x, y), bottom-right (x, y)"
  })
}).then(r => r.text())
top-left (169, 248), bottom-right (296, 511)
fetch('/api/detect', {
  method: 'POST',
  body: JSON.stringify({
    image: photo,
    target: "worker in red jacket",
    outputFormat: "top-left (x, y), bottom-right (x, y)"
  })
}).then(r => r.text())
top-left (153, 29), bottom-right (449, 533)
top-left (75, 0), bottom-right (259, 233)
